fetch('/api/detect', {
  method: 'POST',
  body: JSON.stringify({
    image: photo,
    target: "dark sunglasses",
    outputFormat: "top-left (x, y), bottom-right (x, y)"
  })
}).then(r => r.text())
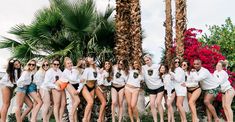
top-left (53, 63), bottom-right (60, 66)
top-left (182, 64), bottom-right (187, 66)
top-left (42, 64), bottom-right (49, 67)
top-left (175, 61), bottom-right (180, 64)
top-left (28, 63), bottom-right (36, 66)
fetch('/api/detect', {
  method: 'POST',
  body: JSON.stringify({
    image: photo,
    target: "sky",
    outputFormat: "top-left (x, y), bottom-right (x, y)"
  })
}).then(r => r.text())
top-left (0, 0), bottom-right (235, 71)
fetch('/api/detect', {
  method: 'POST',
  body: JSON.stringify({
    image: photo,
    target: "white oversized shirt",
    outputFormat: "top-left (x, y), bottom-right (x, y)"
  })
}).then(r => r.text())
top-left (97, 70), bottom-right (112, 86)
top-left (142, 64), bottom-right (163, 89)
top-left (112, 66), bottom-right (127, 86)
top-left (126, 69), bottom-right (143, 87)
top-left (61, 68), bottom-right (80, 84)
top-left (185, 71), bottom-right (199, 88)
top-left (162, 74), bottom-right (174, 96)
top-left (213, 70), bottom-right (232, 92)
top-left (43, 68), bottom-right (63, 89)
top-left (191, 67), bottom-right (219, 90)
top-left (16, 71), bottom-right (34, 87)
top-left (34, 70), bottom-right (46, 89)
top-left (81, 67), bottom-right (98, 82)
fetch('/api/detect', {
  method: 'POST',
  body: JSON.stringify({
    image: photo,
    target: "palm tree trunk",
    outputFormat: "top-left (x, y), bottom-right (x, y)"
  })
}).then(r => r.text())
top-left (115, 0), bottom-right (131, 61)
top-left (164, 0), bottom-right (173, 67)
top-left (130, 0), bottom-right (142, 64)
top-left (175, 0), bottom-right (187, 60)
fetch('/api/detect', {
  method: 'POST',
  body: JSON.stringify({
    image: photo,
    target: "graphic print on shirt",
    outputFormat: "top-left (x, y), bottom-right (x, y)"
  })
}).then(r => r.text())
top-left (147, 69), bottom-right (153, 76)
top-left (55, 75), bottom-right (59, 82)
top-left (115, 72), bottom-right (122, 78)
top-left (93, 72), bottom-right (97, 78)
top-left (133, 72), bottom-right (139, 79)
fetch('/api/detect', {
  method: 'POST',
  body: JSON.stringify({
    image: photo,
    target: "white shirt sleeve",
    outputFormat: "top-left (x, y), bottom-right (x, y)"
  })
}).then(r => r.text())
top-left (44, 70), bottom-right (56, 89)
top-left (16, 71), bottom-right (29, 87)
top-left (191, 71), bottom-right (207, 82)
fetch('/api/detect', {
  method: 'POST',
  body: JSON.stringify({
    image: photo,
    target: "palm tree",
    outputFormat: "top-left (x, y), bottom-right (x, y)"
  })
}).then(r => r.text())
top-left (164, 0), bottom-right (173, 67)
top-left (115, 0), bottom-right (131, 61)
top-left (0, 0), bottom-right (115, 64)
top-left (130, 0), bottom-right (142, 64)
top-left (175, 0), bottom-right (187, 60)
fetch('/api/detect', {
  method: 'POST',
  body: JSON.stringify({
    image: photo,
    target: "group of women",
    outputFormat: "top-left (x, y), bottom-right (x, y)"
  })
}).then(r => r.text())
top-left (0, 54), bottom-right (234, 122)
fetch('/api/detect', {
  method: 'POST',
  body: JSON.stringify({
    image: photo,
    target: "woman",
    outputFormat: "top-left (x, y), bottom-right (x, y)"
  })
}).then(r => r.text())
top-left (213, 60), bottom-right (235, 122)
top-left (181, 60), bottom-right (201, 122)
top-left (62, 57), bottom-right (82, 122)
top-left (0, 59), bottom-right (22, 122)
top-left (80, 56), bottom-right (98, 122)
top-left (44, 59), bottom-right (64, 122)
top-left (125, 60), bottom-right (143, 122)
top-left (159, 64), bottom-right (175, 122)
top-left (15, 59), bottom-right (43, 122)
top-left (96, 61), bottom-right (113, 122)
top-left (170, 58), bottom-right (187, 122)
top-left (142, 54), bottom-right (164, 122)
top-left (34, 60), bottom-right (51, 122)
top-left (111, 59), bottom-right (128, 122)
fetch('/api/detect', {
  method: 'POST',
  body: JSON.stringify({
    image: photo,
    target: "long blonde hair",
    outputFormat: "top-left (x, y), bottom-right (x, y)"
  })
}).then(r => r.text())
top-left (38, 59), bottom-right (50, 73)
top-left (24, 59), bottom-right (37, 73)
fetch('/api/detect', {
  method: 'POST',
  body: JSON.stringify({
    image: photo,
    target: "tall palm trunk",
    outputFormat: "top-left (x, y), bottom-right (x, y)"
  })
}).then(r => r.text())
top-left (164, 0), bottom-right (173, 67)
top-left (130, 0), bottom-right (142, 64)
top-left (175, 0), bottom-right (187, 60)
top-left (115, 0), bottom-right (131, 61)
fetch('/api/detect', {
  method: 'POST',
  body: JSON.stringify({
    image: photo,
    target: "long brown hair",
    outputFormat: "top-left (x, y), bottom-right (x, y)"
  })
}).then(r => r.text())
top-left (159, 64), bottom-right (169, 82)
top-left (170, 57), bottom-right (181, 73)
top-left (118, 59), bottom-right (129, 75)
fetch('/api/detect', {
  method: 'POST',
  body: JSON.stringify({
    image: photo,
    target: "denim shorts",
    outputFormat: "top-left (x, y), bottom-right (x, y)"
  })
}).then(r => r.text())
top-left (17, 83), bottom-right (37, 94)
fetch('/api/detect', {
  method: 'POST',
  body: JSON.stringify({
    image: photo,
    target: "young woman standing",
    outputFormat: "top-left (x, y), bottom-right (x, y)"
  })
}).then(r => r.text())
top-left (34, 60), bottom-right (51, 122)
top-left (62, 57), bottom-right (82, 122)
top-left (170, 58), bottom-right (187, 122)
top-left (96, 61), bottom-right (113, 122)
top-left (181, 60), bottom-right (201, 122)
top-left (142, 54), bottom-right (164, 122)
top-left (159, 64), bottom-right (175, 122)
top-left (213, 60), bottom-right (235, 122)
top-left (0, 59), bottom-right (21, 122)
top-left (125, 60), bottom-right (143, 122)
top-left (80, 56), bottom-right (98, 122)
top-left (111, 59), bottom-right (128, 122)
top-left (15, 59), bottom-right (42, 122)
top-left (44, 59), bottom-right (64, 122)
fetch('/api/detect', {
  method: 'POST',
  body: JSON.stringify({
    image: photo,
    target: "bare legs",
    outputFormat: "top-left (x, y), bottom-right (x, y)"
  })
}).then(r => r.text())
top-left (66, 84), bottom-right (80, 122)
top-left (111, 88), bottom-right (124, 122)
top-left (96, 87), bottom-right (107, 122)
top-left (187, 89), bottom-right (201, 122)
top-left (176, 96), bottom-right (187, 122)
top-left (150, 92), bottom-right (164, 122)
top-left (222, 89), bottom-right (235, 122)
top-left (125, 87), bottom-right (140, 122)
top-left (1, 87), bottom-right (12, 122)
top-left (82, 86), bottom-right (94, 122)
top-left (204, 93), bottom-right (219, 122)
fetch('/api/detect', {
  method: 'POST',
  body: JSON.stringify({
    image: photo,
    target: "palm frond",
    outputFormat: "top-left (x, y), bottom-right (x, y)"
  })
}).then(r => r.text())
top-left (0, 37), bottom-right (21, 49)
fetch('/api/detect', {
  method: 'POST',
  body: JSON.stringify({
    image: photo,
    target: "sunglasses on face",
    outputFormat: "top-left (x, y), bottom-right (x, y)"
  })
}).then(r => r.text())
top-left (53, 63), bottom-right (60, 66)
top-left (42, 64), bottom-right (49, 67)
top-left (182, 64), bottom-right (187, 66)
top-left (28, 63), bottom-right (36, 66)
top-left (175, 61), bottom-right (180, 64)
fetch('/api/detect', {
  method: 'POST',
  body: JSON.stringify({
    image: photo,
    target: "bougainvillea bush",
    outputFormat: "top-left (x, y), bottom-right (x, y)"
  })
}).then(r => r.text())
top-left (171, 28), bottom-right (235, 120)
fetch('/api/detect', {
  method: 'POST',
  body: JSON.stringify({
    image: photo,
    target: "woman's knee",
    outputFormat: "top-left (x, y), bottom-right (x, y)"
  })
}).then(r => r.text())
top-left (188, 100), bottom-right (195, 107)
top-left (203, 99), bottom-right (210, 105)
